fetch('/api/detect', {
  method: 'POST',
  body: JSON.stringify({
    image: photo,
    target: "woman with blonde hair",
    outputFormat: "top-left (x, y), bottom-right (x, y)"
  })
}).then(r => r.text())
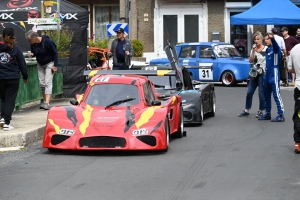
top-left (238, 31), bottom-right (267, 118)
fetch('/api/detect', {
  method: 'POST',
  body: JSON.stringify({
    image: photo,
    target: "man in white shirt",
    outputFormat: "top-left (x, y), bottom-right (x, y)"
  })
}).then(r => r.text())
top-left (288, 43), bottom-right (300, 153)
top-left (272, 28), bottom-right (288, 86)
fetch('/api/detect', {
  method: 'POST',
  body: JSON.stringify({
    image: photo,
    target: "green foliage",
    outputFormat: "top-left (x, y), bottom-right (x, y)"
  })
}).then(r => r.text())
top-left (47, 27), bottom-right (73, 58)
top-left (88, 38), bottom-right (108, 48)
top-left (131, 39), bottom-right (144, 57)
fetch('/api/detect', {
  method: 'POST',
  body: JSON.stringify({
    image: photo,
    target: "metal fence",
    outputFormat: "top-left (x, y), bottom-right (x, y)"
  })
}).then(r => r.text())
top-left (1, 62), bottom-right (63, 111)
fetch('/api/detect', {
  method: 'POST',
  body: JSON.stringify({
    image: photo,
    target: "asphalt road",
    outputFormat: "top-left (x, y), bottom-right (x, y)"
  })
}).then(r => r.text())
top-left (0, 84), bottom-right (299, 200)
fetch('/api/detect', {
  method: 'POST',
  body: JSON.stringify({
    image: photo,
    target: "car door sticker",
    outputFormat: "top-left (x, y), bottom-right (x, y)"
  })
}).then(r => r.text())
top-left (198, 63), bottom-right (213, 80)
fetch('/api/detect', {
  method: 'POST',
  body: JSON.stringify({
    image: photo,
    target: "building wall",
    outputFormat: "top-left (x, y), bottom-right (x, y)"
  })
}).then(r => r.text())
top-left (133, 0), bottom-right (154, 52)
top-left (207, 0), bottom-right (225, 42)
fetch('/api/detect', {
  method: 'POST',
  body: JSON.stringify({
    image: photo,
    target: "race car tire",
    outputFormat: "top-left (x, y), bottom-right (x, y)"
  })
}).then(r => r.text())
top-left (199, 98), bottom-right (204, 123)
top-left (221, 71), bottom-right (237, 86)
top-left (207, 91), bottom-right (216, 117)
top-left (173, 106), bottom-right (184, 138)
top-left (163, 117), bottom-right (170, 152)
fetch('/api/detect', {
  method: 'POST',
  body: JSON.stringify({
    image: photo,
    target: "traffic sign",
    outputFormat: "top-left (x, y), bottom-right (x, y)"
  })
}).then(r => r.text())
top-left (28, 18), bottom-right (57, 25)
top-left (106, 23), bottom-right (129, 36)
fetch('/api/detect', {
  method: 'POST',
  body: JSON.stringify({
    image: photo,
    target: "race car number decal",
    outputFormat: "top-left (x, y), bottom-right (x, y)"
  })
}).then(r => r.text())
top-left (95, 77), bottom-right (110, 82)
top-left (132, 128), bottom-right (148, 136)
top-left (199, 69), bottom-right (213, 80)
top-left (59, 129), bottom-right (75, 135)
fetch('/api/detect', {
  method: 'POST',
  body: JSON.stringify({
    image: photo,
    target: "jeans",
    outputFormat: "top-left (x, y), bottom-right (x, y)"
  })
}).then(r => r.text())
top-left (113, 63), bottom-right (129, 70)
top-left (245, 74), bottom-right (265, 111)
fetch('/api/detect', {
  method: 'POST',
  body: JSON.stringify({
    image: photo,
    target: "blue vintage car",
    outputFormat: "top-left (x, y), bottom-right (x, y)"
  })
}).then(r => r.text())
top-left (150, 42), bottom-right (251, 86)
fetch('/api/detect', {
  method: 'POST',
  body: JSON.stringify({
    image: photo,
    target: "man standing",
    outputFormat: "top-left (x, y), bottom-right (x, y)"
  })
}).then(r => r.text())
top-left (294, 27), bottom-right (300, 42)
top-left (108, 28), bottom-right (134, 70)
top-left (282, 27), bottom-right (299, 86)
top-left (288, 43), bottom-right (300, 153)
top-left (258, 33), bottom-right (285, 122)
top-left (271, 28), bottom-right (288, 86)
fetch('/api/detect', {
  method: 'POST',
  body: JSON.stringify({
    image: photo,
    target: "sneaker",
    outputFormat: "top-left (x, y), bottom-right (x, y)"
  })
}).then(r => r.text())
top-left (0, 118), bottom-right (4, 128)
top-left (40, 103), bottom-right (51, 110)
top-left (238, 110), bottom-right (249, 117)
top-left (294, 143), bottom-right (300, 154)
top-left (281, 83), bottom-right (289, 87)
top-left (271, 115), bottom-right (285, 122)
top-left (3, 124), bottom-right (14, 131)
top-left (255, 111), bottom-right (263, 118)
top-left (258, 113), bottom-right (271, 120)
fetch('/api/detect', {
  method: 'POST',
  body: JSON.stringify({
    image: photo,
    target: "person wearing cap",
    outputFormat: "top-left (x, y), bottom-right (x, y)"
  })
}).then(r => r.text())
top-left (25, 30), bottom-right (58, 110)
top-left (287, 43), bottom-right (300, 153)
top-left (271, 27), bottom-right (288, 86)
top-left (0, 28), bottom-right (28, 131)
top-left (282, 27), bottom-right (300, 86)
top-left (258, 33), bottom-right (285, 122)
top-left (108, 28), bottom-right (134, 70)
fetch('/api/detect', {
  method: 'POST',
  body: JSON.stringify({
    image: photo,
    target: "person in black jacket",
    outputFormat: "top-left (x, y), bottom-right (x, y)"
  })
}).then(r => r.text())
top-left (25, 30), bottom-right (58, 110)
top-left (0, 28), bottom-right (28, 131)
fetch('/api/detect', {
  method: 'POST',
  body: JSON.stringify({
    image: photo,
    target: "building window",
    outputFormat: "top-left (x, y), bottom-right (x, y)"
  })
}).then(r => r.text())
top-left (94, 6), bottom-right (119, 40)
top-left (230, 12), bottom-right (247, 56)
top-left (184, 15), bottom-right (199, 42)
top-left (163, 15), bottom-right (178, 46)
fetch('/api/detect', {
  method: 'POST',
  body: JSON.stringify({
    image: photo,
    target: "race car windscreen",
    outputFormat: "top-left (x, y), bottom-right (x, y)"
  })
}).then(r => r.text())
top-left (147, 76), bottom-right (177, 89)
top-left (85, 84), bottom-right (140, 106)
top-left (213, 44), bottom-right (241, 58)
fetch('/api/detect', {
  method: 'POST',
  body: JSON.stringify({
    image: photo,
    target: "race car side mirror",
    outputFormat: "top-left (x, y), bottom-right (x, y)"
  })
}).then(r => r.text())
top-left (70, 99), bottom-right (79, 106)
top-left (151, 100), bottom-right (161, 106)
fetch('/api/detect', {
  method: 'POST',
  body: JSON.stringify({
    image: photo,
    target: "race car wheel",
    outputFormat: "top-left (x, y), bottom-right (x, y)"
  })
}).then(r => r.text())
top-left (48, 148), bottom-right (59, 153)
top-left (221, 71), bottom-right (237, 86)
top-left (163, 117), bottom-right (170, 152)
top-left (173, 106), bottom-right (184, 138)
top-left (199, 100), bottom-right (204, 123)
top-left (208, 91), bottom-right (216, 117)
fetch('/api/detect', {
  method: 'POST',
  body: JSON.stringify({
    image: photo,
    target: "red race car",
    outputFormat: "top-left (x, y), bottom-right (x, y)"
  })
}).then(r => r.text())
top-left (43, 70), bottom-right (185, 152)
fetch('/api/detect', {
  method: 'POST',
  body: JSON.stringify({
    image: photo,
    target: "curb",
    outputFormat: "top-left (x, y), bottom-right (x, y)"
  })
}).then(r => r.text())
top-left (0, 125), bottom-right (45, 148)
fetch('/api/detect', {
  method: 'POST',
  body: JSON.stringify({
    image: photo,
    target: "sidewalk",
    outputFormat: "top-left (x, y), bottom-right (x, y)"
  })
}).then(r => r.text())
top-left (0, 98), bottom-right (72, 150)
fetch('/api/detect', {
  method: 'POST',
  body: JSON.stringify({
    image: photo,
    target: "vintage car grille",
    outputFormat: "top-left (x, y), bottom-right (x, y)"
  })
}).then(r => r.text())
top-left (51, 135), bottom-right (70, 145)
top-left (79, 136), bottom-right (126, 148)
top-left (183, 111), bottom-right (193, 120)
top-left (136, 136), bottom-right (156, 146)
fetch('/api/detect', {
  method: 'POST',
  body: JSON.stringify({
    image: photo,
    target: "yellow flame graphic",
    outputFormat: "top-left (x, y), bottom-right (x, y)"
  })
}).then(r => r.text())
top-left (80, 105), bottom-right (93, 135)
top-left (48, 119), bottom-right (60, 133)
top-left (135, 106), bottom-right (161, 128)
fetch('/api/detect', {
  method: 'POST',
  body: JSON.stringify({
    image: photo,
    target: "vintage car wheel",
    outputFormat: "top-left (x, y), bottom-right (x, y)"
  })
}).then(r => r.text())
top-left (173, 106), bottom-right (184, 138)
top-left (221, 71), bottom-right (237, 86)
top-left (208, 91), bottom-right (216, 117)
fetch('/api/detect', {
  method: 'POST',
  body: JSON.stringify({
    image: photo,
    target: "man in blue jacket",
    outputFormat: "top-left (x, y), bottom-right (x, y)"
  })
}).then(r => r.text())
top-left (0, 28), bottom-right (28, 131)
top-left (258, 33), bottom-right (285, 122)
top-left (108, 28), bottom-right (134, 70)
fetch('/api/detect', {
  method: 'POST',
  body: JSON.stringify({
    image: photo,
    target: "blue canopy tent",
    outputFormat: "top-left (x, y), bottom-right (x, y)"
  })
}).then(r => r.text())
top-left (231, 0), bottom-right (300, 25)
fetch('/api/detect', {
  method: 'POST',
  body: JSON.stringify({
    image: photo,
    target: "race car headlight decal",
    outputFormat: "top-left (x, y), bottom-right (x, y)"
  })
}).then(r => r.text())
top-left (132, 128), bottom-right (148, 136)
top-left (80, 104), bottom-right (93, 135)
top-left (48, 119), bottom-right (60, 133)
top-left (135, 106), bottom-right (161, 129)
top-left (150, 120), bottom-right (163, 135)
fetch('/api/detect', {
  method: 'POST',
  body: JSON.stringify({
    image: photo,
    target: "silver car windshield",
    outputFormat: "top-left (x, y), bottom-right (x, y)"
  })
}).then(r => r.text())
top-left (85, 84), bottom-right (140, 106)
top-left (213, 44), bottom-right (241, 58)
